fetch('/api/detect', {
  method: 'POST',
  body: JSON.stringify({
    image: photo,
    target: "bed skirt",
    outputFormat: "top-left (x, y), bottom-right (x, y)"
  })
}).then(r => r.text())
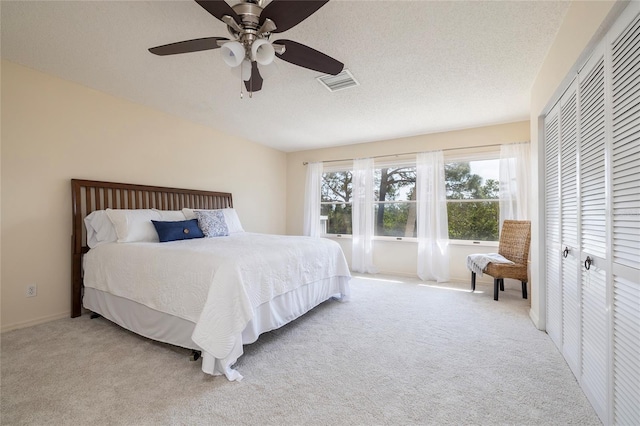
top-left (83, 275), bottom-right (350, 381)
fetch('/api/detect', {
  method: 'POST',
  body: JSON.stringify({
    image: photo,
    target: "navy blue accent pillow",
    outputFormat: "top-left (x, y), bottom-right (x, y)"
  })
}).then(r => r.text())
top-left (151, 219), bottom-right (205, 242)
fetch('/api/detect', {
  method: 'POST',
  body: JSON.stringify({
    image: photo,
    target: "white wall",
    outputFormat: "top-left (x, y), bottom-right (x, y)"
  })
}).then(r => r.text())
top-left (0, 61), bottom-right (287, 331)
top-left (328, 237), bottom-right (499, 284)
top-left (528, 0), bottom-right (618, 329)
top-left (285, 122), bottom-right (529, 283)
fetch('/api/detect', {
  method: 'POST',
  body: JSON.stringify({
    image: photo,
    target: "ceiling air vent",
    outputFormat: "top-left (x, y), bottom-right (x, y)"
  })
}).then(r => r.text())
top-left (317, 69), bottom-right (359, 92)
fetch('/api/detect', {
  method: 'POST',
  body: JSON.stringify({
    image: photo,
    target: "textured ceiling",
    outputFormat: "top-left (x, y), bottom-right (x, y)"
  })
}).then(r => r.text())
top-left (1, 0), bottom-right (570, 152)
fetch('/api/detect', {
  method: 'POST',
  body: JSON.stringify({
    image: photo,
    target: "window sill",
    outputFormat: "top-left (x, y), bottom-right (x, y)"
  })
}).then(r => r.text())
top-left (323, 235), bottom-right (415, 242)
top-left (450, 239), bottom-right (499, 247)
top-left (323, 234), bottom-right (353, 240)
top-left (322, 234), bottom-right (498, 247)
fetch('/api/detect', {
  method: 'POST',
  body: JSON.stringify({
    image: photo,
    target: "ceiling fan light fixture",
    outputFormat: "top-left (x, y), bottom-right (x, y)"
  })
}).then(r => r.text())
top-left (242, 60), bottom-right (253, 81)
top-left (251, 39), bottom-right (275, 65)
top-left (221, 41), bottom-right (245, 67)
top-left (148, 0), bottom-right (345, 94)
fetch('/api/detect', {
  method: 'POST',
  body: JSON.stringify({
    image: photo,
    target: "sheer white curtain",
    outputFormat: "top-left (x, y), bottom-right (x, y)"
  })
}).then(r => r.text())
top-left (417, 151), bottom-right (449, 282)
top-left (352, 158), bottom-right (377, 273)
top-left (499, 142), bottom-right (530, 226)
top-left (303, 162), bottom-right (323, 237)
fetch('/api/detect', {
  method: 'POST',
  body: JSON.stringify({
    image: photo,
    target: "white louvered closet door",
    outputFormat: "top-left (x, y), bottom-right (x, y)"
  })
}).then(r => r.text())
top-left (559, 82), bottom-right (581, 378)
top-left (578, 44), bottom-right (609, 423)
top-left (609, 7), bottom-right (640, 425)
top-left (542, 3), bottom-right (640, 424)
top-left (544, 105), bottom-right (562, 348)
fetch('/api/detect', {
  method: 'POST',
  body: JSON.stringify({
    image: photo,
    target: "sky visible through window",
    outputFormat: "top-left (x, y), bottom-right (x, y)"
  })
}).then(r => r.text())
top-left (469, 159), bottom-right (499, 183)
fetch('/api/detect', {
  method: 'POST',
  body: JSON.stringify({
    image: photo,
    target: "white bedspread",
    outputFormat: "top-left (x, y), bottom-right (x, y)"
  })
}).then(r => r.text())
top-left (466, 253), bottom-right (514, 277)
top-left (83, 233), bottom-right (351, 378)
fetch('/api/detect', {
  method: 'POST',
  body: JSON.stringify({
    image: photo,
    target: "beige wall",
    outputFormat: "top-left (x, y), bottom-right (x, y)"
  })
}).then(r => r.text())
top-left (0, 61), bottom-right (287, 331)
top-left (528, 0), bottom-right (619, 329)
top-left (286, 121), bottom-right (530, 282)
top-left (1, 0), bottom-right (622, 333)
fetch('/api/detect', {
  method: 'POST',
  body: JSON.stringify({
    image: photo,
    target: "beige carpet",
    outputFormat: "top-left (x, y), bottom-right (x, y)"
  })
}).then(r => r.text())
top-left (1, 275), bottom-right (600, 425)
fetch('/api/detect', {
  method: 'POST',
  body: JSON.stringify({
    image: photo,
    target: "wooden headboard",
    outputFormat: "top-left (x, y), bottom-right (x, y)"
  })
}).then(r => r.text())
top-left (71, 179), bottom-right (233, 318)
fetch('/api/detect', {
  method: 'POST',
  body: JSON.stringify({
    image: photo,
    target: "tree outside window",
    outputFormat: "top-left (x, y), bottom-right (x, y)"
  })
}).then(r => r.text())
top-left (445, 160), bottom-right (499, 241)
top-left (321, 171), bottom-right (352, 234)
top-left (321, 158), bottom-right (500, 241)
top-left (373, 166), bottom-right (416, 237)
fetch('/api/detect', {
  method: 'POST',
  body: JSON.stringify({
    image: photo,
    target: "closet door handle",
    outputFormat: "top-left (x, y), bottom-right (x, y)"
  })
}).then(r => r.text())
top-left (563, 247), bottom-right (569, 258)
top-left (584, 256), bottom-right (593, 270)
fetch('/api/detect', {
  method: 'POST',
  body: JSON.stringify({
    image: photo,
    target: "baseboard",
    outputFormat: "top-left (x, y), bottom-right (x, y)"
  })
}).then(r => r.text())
top-left (372, 270), bottom-right (417, 279)
top-left (1, 311), bottom-right (69, 333)
top-left (353, 268), bottom-right (491, 285)
top-left (529, 308), bottom-right (544, 331)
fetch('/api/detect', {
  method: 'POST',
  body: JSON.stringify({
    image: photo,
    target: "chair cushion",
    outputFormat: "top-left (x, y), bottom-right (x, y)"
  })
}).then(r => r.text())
top-left (484, 262), bottom-right (528, 282)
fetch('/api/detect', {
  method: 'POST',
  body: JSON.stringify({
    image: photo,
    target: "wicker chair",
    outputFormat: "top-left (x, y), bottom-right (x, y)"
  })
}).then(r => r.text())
top-left (470, 220), bottom-right (531, 301)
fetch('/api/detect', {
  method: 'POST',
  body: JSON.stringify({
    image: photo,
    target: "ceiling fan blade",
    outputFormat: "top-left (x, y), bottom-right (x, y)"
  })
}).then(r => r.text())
top-left (195, 0), bottom-right (240, 24)
top-left (260, 0), bottom-right (328, 33)
top-left (275, 39), bottom-right (343, 75)
top-left (149, 37), bottom-right (229, 56)
top-left (244, 61), bottom-right (263, 92)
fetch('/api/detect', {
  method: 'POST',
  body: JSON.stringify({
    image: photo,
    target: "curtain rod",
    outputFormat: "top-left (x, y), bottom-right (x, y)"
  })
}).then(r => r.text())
top-left (302, 142), bottom-right (521, 165)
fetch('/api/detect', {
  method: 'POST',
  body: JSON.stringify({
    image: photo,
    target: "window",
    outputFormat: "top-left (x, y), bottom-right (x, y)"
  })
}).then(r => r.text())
top-left (445, 158), bottom-right (499, 241)
top-left (320, 155), bottom-right (500, 241)
top-left (373, 165), bottom-right (416, 237)
top-left (321, 170), bottom-right (352, 235)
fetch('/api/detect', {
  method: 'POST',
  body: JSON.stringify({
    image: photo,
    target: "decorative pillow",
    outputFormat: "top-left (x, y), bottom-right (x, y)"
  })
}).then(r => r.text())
top-left (183, 208), bottom-right (244, 234)
top-left (153, 209), bottom-right (186, 221)
top-left (195, 210), bottom-right (229, 237)
top-left (151, 219), bottom-right (205, 242)
top-left (84, 210), bottom-right (118, 248)
top-left (105, 209), bottom-right (162, 243)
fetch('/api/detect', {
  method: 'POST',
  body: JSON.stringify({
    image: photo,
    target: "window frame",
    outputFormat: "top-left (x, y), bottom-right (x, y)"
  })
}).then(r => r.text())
top-left (372, 160), bottom-right (417, 239)
top-left (318, 148), bottom-right (502, 244)
top-left (320, 166), bottom-right (353, 236)
top-left (444, 149), bottom-right (501, 243)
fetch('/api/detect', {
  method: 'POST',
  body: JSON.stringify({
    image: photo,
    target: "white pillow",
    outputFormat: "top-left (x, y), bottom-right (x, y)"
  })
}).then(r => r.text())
top-left (84, 210), bottom-right (118, 248)
top-left (105, 209), bottom-right (161, 243)
top-left (181, 208), bottom-right (197, 220)
top-left (182, 208), bottom-right (244, 234)
top-left (153, 209), bottom-right (186, 221)
top-left (222, 208), bottom-right (245, 234)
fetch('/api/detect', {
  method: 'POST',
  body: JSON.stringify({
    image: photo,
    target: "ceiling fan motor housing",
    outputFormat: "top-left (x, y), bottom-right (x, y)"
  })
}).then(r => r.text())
top-left (228, 2), bottom-right (266, 50)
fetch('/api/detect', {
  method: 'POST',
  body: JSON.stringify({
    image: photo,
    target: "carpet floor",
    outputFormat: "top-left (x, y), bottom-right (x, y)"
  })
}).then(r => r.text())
top-left (1, 275), bottom-right (600, 425)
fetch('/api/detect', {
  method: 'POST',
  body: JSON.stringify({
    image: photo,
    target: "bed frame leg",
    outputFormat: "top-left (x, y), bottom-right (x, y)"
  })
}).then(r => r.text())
top-left (190, 350), bottom-right (201, 361)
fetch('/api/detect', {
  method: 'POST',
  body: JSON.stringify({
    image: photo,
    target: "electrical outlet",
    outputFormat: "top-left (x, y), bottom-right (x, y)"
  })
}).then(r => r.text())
top-left (26, 284), bottom-right (37, 297)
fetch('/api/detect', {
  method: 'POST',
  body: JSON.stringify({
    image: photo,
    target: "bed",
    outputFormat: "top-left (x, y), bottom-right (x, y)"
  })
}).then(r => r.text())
top-left (71, 179), bottom-right (351, 380)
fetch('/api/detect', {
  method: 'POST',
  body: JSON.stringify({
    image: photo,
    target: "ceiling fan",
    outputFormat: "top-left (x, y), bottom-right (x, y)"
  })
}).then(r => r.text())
top-left (148, 0), bottom-right (344, 95)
